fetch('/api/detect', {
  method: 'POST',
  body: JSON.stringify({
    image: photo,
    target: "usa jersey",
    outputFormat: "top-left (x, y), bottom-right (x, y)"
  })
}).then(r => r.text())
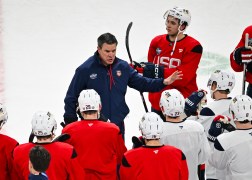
top-left (13, 142), bottom-right (85, 180)
top-left (209, 129), bottom-right (252, 180)
top-left (230, 25), bottom-right (252, 84)
top-left (160, 119), bottom-right (210, 180)
top-left (148, 34), bottom-right (203, 111)
top-left (197, 98), bottom-right (233, 179)
top-left (62, 120), bottom-right (127, 180)
top-left (0, 134), bottom-right (18, 180)
top-left (119, 145), bottom-right (188, 180)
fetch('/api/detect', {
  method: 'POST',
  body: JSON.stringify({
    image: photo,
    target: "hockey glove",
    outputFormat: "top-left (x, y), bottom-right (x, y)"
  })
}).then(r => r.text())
top-left (208, 115), bottom-right (231, 142)
top-left (233, 47), bottom-right (252, 65)
top-left (184, 90), bottom-right (206, 117)
top-left (131, 61), bottom-right (142, 68)
top-left (132, 136), bottom-right (145, 148)
top-left (129, 61), bottom-right (144, 73)
top-left (141, 62), bottom-right (164, 79)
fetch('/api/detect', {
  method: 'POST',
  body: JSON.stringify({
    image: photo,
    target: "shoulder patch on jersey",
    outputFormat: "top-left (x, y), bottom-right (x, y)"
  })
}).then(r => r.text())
top-left (214, 139), bottom-right (224, 151)
top-left (200, 107), bottom-right (215, 116)
top-left (181, 152), bottom-right (186, 160)
top-left (122, 156), bottom-right (131, 167)
top-left (191, 44), bottom-right (203, 54)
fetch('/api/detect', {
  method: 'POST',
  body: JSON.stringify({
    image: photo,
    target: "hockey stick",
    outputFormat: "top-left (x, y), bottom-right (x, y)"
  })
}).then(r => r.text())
top-left (125, 22), bottom-right (148, 112)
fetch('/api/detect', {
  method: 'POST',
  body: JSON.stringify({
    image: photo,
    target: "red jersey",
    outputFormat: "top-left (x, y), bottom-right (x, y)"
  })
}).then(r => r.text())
top-left (119, 145), bottom-right (189, 180)
top-left (148, 34), bottom-right (202, 111)
top-left (62, 120), bottom-right (127, 180)
top-left (0, 134), bottom-right (18, 180)
top-left (13, 142), bottom-right (85, 180)
top-left (230, 25), bottom-right (252, 84)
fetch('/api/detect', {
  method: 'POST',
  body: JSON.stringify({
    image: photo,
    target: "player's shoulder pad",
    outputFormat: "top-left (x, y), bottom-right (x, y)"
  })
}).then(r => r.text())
top-left (181, 151), bottom-right (186, 160)
top-left (200, 107), bottom-right (215, 116)
top-left (191, 44), bottom-right (203, 54)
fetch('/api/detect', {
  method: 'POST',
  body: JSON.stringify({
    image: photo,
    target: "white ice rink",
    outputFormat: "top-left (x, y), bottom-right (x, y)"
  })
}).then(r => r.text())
top-left (1, 0), bottom-right (252, 149)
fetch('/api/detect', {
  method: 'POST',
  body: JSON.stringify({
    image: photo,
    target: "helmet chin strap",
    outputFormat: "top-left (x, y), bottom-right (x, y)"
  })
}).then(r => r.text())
top-left (210, 88), bottom-right (218, 99)
top-left (170, 24), bottom-right (185, 56)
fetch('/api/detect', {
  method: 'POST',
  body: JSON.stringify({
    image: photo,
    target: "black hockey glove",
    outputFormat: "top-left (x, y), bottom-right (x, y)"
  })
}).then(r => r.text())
top-left (184, 90), bottom-right (206, 117)
top-left (131, 61), bottom-right (142, 69)
top-left (141, 62), bottom-right (164, 79)
top-left (233, 47), bottom-right (251, 65)
top-left (208, 115), bottom-right (231, 142)
top-left (132, 136), bottom-right (145, 148)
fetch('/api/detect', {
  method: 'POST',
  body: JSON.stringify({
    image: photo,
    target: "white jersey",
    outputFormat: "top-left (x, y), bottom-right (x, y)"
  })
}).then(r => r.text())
top-left (160, 119), bottom-right (210, 180)
top-left (197, 98), bottom-right (233, 180)
top-left (209, 129), bottom-right (252, 180)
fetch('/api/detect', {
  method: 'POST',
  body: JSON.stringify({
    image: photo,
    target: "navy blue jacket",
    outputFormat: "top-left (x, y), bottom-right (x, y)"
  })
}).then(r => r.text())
top-left (28, 173), bottom-right (48, 180)
top-left (64, 51), bottom-right (166, 133)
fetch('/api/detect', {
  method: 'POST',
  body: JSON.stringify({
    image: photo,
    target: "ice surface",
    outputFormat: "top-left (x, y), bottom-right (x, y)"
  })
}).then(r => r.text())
top-left (1, 0), bottom-right (251, 149)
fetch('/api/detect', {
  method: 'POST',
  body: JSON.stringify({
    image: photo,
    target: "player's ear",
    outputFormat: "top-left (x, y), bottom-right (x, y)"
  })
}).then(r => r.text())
top-left (179, 24), bottom-right (186, 31)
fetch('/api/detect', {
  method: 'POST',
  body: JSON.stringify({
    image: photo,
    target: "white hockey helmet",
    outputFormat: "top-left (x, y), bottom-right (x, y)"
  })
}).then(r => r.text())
top-left (78, 89), bottom-right (101, 112)
top-left (160, 89), bottom-right (185, 117)
top-left (163, 6), bottom-right (191, 27)
top-left (31, 111), bottom-right (57, 136)
top-left (0, 103), bottom-right (8, 127)
top-left (229, 95), bottom-right (252, 122)
top-left (139, 112), bottom-right (163, 140)
top-left (207, 70), bottom-right (235, 95)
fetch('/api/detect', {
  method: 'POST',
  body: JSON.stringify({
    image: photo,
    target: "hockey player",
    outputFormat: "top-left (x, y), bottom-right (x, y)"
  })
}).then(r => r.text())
top-left (230, 25), bottom-right (252, 97)
top-left (63, 32), bottom-right (183, 138)
top-left (28, 145), bottom-right (51, 180)
top-left (208, 95), bottom-right (252, 179)
top-left (159, 89), bottom-right (210, 180)
top-left (119, 112), bottom-right (188, 180)
top-left (193, 70), bottom-right (235, 180)
top-left (62, 89), bottom-right (127, 179)
top-left (133, 6), bottom-right (202, 120)
top-left (12, 111), bottom-right (85, 180)
top-left (0, 103), bottom-right (19, 180)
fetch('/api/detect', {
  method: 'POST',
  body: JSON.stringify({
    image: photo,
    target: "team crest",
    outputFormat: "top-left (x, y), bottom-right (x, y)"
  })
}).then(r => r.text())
top-left (179, 49), bottom-right (183, 53)
top-left (116, 70), bottom-right (122, 77)
top-left (88, 123), bottom-right (93, 127)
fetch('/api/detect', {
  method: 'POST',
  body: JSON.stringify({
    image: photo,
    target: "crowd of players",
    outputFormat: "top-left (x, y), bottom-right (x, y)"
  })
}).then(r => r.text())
top-left (1, 5), bottom-right (252, 180)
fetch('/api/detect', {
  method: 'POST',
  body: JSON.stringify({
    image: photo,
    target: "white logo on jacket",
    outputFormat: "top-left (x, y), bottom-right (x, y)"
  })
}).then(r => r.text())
top-left (90, 73), bottom-right (97, 79)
